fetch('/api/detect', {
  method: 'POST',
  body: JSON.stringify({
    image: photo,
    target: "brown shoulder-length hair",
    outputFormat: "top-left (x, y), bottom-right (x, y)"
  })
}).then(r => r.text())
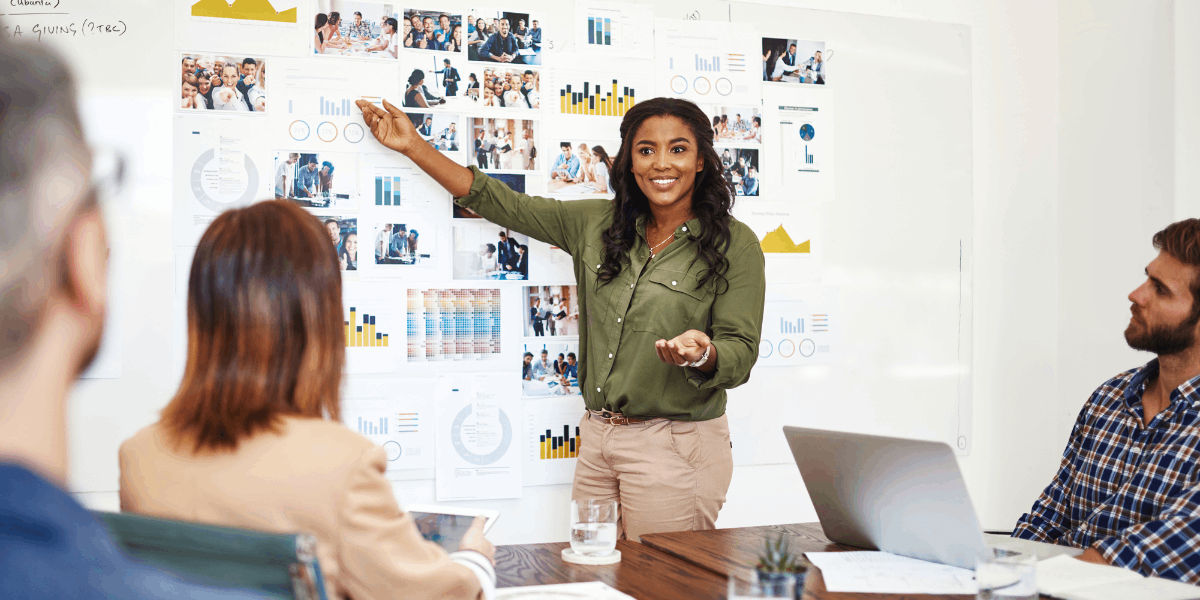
top-left (163, 200), bottom-right (344, 452)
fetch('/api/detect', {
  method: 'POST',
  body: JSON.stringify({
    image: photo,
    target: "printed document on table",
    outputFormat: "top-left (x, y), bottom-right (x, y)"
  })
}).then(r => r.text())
top-left (496, 581), bottom-right (636, 599)
top-left (1036, 555), bottom-right (1200, 600)
top-left (804, 551), bottom-right (977, 595)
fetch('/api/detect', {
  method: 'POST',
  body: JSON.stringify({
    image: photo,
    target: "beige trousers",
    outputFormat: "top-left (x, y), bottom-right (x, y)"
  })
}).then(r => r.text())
top-left (571, 412), bottom-right (734, 542)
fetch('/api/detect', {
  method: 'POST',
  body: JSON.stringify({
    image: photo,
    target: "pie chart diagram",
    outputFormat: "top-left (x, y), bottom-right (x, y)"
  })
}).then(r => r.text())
top-left (715, 77), bottom-right (733, 96)
top-left (450, 405), bottom-right (512, 466)
top-left (383, 441), bottom-right (402, 461)
top-left (189, 150), bottom-right (259, 213)
top-left (692, 76), bottom-right (712, 95)
top-left (670, 76), bottom-right (688, 94)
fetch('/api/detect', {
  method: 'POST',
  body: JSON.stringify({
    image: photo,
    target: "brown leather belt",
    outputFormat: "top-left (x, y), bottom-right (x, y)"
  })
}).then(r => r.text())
top-left (588, 409), bottom-right (649, 425)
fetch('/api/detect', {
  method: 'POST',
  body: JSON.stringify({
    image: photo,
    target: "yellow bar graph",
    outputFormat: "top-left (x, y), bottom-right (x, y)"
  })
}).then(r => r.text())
top-left (344, 321), bottom-right (350, 347)
top-left (382, 334), bottom-right (388, 346)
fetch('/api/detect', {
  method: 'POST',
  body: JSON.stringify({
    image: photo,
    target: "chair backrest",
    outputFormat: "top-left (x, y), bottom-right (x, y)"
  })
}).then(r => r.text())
top-left (95, 511), bottom-right (328, 600)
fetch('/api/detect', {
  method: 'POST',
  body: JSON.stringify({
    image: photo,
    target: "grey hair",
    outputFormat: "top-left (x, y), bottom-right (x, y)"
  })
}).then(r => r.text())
top-left (0, 35), bottom-right (86, 366)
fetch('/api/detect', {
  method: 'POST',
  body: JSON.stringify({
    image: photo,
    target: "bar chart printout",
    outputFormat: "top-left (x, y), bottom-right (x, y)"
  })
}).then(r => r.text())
top-left (374, 172), bottom-right (414, 206)
top-left (558, 78), bottom-right (637, 116)
top-left (344, 306), bottom-right (391, 347)
top-left (539, 425), bottom-right (581, 459)
top-left (587, 16), bottom-right (612, 45)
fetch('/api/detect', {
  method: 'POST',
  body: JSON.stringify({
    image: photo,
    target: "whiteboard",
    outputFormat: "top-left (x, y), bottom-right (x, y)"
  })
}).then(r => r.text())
top-left (20, 0), bottom-right (971, 498)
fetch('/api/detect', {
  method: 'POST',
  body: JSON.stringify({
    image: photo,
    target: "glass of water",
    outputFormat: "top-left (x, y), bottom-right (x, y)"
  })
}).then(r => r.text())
top-left (975, 548), bottom-right (1037, 600)
top-left (569, 499), bottom-right (618, 556)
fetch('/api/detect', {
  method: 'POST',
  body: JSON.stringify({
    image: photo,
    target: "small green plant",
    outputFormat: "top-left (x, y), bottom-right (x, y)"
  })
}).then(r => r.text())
top-left (755, 534), bottom-right (808, 574)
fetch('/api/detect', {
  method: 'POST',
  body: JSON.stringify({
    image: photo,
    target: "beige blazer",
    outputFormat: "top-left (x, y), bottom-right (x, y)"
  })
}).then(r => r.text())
top-left (119, 416), bottom-right (482, 600)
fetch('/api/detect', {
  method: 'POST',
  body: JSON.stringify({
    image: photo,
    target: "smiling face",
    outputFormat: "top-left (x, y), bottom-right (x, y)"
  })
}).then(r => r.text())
top-left (345, 234), bottom-right (357, 257)
top-left (197, 76), bottom-right (211, 94)
top-left (411, 15), bottom-right (422, 30)
top-left (326, 221), bottom-right (340, 243)
top-left (499, 19), bottom-right (510, 36)
top-left (221, 65), bottom-right (238, 87)
top-left (630, 115), bottom-right (703, 213)
top-left (1126, 251), bottom-right (1200, 355)
top-left (182, 81), bottom-right (197, 98)
top-left (424, 17), bottom-right (434, 34)
top-left (183, 57), bottom-right (196, 74)
top-left (440, 16), bottom-right (450, 30)
top-left (242, 62), bottom-right (256, 78)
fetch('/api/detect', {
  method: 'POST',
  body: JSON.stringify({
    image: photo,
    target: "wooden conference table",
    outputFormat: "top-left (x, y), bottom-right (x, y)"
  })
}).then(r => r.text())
top-left (495, 522), bottom-right (976, 600)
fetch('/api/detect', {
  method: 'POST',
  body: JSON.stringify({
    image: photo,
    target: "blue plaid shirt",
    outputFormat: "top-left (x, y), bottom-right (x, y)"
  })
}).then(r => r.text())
top-left (1013, 359), bottom-right (1200, 583)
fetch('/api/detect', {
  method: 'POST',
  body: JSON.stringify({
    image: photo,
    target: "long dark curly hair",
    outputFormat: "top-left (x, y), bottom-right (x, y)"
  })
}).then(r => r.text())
top-left (600, 97), bottom-right (737, 293)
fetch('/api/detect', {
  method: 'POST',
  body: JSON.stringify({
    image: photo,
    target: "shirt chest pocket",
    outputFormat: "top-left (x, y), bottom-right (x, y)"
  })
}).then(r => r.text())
top-left (635, 268), bottom-right (710, 337)
top-left (582, 246), bottom-right (615, 326)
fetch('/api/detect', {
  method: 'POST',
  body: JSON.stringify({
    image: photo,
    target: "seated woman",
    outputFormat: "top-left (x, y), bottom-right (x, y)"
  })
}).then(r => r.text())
top-left (118, 201), bottom-right (494, 600)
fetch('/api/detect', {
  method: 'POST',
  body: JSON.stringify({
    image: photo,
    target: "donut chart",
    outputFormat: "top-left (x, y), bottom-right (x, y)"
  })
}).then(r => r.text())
top-left (669, 76), bottom-right (688, 94)
top-left (692, 76), bottom-right (712, 95)
top-left (383, 441), bottom-right (402, 461)
top-left (450, 405), bottom-right (512, 466)
top-left (189, 150), bottom-right (259, 213)
top-left (715, 77), bottom-right (733, 96)
top-left (344, 122), bottom-right (365, 143)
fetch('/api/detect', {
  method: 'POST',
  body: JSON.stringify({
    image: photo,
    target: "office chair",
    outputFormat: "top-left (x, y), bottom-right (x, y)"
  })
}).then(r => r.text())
top-left (95, 511), bottom-right (328, 600)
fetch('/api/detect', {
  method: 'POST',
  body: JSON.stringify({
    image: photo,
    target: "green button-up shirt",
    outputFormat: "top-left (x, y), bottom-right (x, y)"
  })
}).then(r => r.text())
top-left (457, 166), bottom-right (766, 421)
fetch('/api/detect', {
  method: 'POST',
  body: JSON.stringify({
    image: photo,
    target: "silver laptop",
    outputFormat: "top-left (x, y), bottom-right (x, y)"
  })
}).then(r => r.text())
top-left (783, 426), bottom-right (1081, 569)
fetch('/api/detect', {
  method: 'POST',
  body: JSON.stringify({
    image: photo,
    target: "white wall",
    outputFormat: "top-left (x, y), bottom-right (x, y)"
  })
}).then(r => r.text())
top-left (64, 0), bottom-right (1191, 542)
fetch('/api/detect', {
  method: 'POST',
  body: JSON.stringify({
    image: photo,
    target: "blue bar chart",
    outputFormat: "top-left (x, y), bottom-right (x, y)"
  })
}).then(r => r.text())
top-left (357, 416), bottom-right (388, 435)
top-left (321, 97), bottom-right (353, 116)
top-left (375, 175), bottom-right (406, 206)
top-left (587, 16), bottom-right (612, 46)
top-left (781, 317), bottom-right (804, 334)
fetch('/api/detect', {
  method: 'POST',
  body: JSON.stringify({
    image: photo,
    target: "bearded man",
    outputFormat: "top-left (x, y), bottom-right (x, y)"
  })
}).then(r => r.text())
top-left (1013, 219), bottom-right (1200, 584)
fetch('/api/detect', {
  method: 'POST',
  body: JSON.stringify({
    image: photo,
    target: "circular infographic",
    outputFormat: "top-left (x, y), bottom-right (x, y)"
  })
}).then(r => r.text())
top-left (692, 76), bottom-right (712, 95)
top-left (289, 120), bottom-right (311, 141)
top-left (317, 121), bottom-right (339, 142)
top-left (799, 338), bottom-right (816, 357)
top-left (758, 339), bottom-right (774, 358)
top-left (715, 78), bottom-right (733, 96)
top-left (778, 339), bottom-right (796, 358)
top-left (799, 124), bottom-right (815, 141)
top-left (189, 150), bottom-right (259, 213)
top-left (450, 405), bottom-right (512, 466)
top-left (670, 75), bottom-right (688, 95)
top-left (383, 441), bottom-right (402, 461)
top-left (344, 122), bottom-right (365, 143)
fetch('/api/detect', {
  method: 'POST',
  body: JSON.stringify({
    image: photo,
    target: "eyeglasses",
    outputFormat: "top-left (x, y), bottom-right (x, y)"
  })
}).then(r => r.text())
top-left (85, 147), bottom-right (127, 207)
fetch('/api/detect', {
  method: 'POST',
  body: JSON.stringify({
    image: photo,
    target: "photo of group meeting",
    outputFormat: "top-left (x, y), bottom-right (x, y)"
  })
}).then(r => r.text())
top-left (373, 222), bottom-right (429, 265)
top-left (403, 10), bottom-right (463, 52)
top-left (474, 67), bottom-right (541, 109)
top-left (762, 38), bottom-right (828, 84)
top-left (471, 117), bottom-right (539, 171)
top-left (317, 216), bottom-right (359, 271)
top-left (710, 106), bottom-right (763, 145)
top-left (408, 113), bottom-right (460, 152)
top-left (179, 53), bottom-right (267, 112)
top-left (313, 1), bottom-right (399, 59)
top-left (521, 342), bottom-right (581, 397)
top-left (272, 151), bottom-right (356, 209)
top-left (523, 285), bottom-right (579, 338)
top-left (546, 141), bottom-right (616, 196)
top-left (720, 148), bottom-right (761, 196)
top-left (452, 225), bottom-right (529, 280)
top-left (466, 8), bottom-right (542, 65)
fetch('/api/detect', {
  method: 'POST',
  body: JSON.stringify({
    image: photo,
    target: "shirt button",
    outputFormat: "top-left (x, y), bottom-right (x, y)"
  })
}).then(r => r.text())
top-left (596, 264), bottom-right (601, 269)
top-left (617, 317), bottom-right (622, 323)
top-left (608, 353), bottom-right (613, 358)
top-left (596, 387), bottom-right (601, 393)
top-left (672, 280), bottom-right (677, 286)
top-left (682, 226), bottom-right (688, 232)
top-left (630, 283), bottom-right (635, 289)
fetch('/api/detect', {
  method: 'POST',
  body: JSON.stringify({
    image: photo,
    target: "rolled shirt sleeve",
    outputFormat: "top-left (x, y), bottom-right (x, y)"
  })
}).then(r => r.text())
top-left (687, 238), bottom-right (765, 391)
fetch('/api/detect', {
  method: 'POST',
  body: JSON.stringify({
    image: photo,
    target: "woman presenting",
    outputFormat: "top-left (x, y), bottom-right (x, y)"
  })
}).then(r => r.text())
top-left (356, 97), bottom-right (765, 542)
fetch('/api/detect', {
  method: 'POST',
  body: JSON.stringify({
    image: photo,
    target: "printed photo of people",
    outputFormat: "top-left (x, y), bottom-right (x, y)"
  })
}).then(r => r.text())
top-left (709, 106), bottom-right (762, 145)
top-left (721, 148), bottom-right (760, 196)
top-left (522, 285), bottom-right (579, 338)
top-left (467, 9), bottom-right (542, 65)
top-left (521, 341), bottom-right (581, 396)
top-left (316, 216), bottom-right (359, 271)
top-left (547, 140), bottom-right (616, 197)
top-left (453, 174), bottom-right (525, 218)
top-left (452, 225), bottom-right (530, 280)
top-left (273, 151), bottom-right (358, 209)
top-left (403, 10), bottom-right (463, 52)
top-left (180, 53), bottom-right (267, 113)
top-left (373, 222), bottom-right (433, 265)
top-left (762, 38), bottom-right (827, 84)
top-left (314, 2), bottom-right (399, 59)
top-left (407, 113), bottom-right (462, 154)
top-left (475, 67), bottom-right (540, 109)
top-left (471, 117), bottom-right (540, 171)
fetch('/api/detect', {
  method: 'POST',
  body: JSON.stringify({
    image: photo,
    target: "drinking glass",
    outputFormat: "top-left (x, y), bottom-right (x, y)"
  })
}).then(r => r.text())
top-left (729, 577), bottom-right (795, 599)
top-left (975, 548), bottom-right (1037, 600)
top-left (568, 499), bottom-right (618, 556)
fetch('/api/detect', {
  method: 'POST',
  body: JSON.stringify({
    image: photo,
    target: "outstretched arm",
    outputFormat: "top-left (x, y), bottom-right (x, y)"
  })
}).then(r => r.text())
top-left (356, 99), bottom-right (473, 196)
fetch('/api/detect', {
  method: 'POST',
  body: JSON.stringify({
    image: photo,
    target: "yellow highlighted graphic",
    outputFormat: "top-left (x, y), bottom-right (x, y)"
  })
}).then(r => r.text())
top-left (760, 225), bottom-right (811, 254)
top-left (191, 0), bottom-right (298, 24)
